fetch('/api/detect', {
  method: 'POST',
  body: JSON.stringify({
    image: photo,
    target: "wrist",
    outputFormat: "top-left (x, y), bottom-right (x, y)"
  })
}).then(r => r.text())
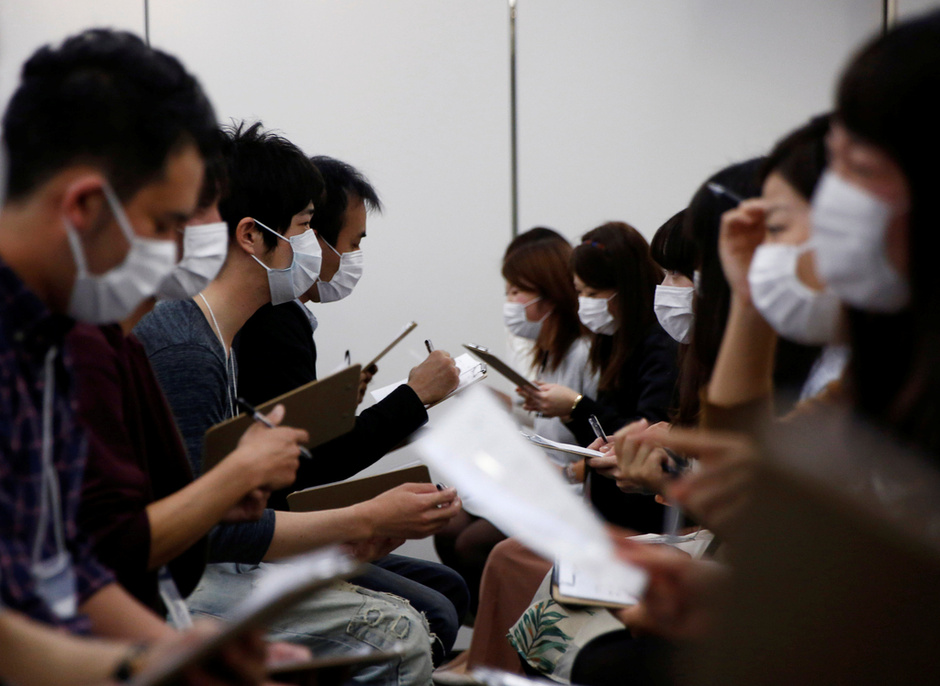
top-left (405, 382), bottom-right (429, 405)
top-left (222, 447), bottom-right (264, 491)
top-left (112, 643), bottom-right (149, 683)
top-left (347, 502), bottom-right (378, 540)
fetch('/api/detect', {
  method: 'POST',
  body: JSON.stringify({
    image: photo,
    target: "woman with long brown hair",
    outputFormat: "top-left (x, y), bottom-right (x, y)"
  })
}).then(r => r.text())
top-left (503, 227), bottom-right (598, 451)
top-left (519, 221), bottom-right (679, 530)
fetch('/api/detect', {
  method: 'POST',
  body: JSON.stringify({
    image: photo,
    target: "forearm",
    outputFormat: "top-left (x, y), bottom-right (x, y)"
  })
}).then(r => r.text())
top-left (262, 506), bottom-right (374, 560)
top-left (707, 295), bottom-right (778, 408)
top-left (0, 610), bottom-right (130, 686)
top-left (147, 454), bottom-right (256, 569)
top-left (80, 582), bottom-right (175, 642)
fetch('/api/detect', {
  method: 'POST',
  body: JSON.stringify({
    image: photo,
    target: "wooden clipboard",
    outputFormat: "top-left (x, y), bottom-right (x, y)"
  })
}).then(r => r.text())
top-left (202, 365), bottom-right (361, 471)
top-left (463, 343), bottom-right (538, 391)
top-left (287, 464), bottom-right (431, 512)
top-left (364, 321), bottom-right (417, 371)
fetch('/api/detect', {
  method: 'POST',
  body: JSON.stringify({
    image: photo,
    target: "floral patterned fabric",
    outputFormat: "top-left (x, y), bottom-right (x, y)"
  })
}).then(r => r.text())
top-left (508, 571), bottom-right (623, 683)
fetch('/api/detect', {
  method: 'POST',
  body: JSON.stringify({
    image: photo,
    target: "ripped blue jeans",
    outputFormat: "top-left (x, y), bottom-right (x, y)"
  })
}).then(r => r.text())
top-left (187, 563), bottom-right (434, 686)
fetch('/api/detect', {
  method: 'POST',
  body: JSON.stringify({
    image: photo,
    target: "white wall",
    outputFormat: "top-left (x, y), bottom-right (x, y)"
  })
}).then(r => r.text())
top-left (147, 0), bottom-right (513, 399)
top-left (515, 0), bottom-right (882, 242)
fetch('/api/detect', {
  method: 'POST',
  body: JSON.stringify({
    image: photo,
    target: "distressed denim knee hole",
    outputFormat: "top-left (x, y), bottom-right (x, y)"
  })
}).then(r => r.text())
top-left (389, 614), bottom-right (411, 639)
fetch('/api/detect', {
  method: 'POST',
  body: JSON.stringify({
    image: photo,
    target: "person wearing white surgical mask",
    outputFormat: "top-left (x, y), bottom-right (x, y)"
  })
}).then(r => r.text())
top-left (0, 25), bottom-right (275, 675)
top-left (708, 115), bottom-right (850, 413)
top-left (517, 222), bottom-right (679, 531)
top-left (231, 153), bottom-right (468, 666)
top-left (156, 217), bottom-right (229, 301)
top-left (650, 210), bottom-right (698, 346)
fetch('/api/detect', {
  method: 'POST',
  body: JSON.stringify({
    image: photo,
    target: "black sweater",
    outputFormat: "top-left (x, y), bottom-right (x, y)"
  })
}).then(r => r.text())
top-left (235, 302), bottom-right (428, 510)
top-left (565, 322), bottom-right (679, 532)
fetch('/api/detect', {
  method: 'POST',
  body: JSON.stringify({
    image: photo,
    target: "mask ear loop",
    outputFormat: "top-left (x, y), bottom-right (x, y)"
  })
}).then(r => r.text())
top-left (101, 182), bottom-right (138, 245)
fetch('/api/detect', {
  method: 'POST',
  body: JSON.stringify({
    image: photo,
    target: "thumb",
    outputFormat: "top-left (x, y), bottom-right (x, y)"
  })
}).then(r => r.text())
top-left (263, 403), bottom-right (286, 426)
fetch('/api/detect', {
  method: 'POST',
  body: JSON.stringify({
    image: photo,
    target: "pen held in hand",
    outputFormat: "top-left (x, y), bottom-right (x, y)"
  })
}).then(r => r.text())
top-left (235, 397), bottom-right (313, 459)
top-left (588, 414), bottom-right (609, 444)
top-left (425, 339), bottom-right (434, 354)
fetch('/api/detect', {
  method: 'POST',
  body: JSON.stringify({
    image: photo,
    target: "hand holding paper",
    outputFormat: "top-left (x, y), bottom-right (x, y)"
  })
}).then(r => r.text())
top-left (414, 386), bottom-right (647, 597)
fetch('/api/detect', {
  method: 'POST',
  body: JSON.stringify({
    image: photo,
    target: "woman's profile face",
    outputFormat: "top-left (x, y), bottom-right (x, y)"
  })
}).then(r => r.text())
top-left (761, 172), bottom-right (826, 291)
top-left (505, 281), bottom-right (552, 322)
top-left (573, 273), bottom-right (618, 318)
top-left (662, 271), bottom-right (693, 289)
top-left (826, 122), bottom-right (911, 275)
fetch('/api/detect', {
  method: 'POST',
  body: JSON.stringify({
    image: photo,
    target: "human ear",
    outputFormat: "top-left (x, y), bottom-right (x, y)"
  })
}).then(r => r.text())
top-left (234, 217), bottom-right (262, 256)
top-left (61, 175), bottom-right (108, 236)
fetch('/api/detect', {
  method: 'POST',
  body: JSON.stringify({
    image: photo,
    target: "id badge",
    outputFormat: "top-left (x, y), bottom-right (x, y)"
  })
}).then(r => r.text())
top-left (32, 551), bottom-right (77, 620)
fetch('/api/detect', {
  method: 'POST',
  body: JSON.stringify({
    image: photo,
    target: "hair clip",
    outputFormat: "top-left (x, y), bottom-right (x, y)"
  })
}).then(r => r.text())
top-left (582, 240), bottom-right (606, 250)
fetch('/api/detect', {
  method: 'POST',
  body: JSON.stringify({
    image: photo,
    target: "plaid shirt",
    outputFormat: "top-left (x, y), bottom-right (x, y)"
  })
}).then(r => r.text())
top-left (0, 257), bottom-right (114, 632)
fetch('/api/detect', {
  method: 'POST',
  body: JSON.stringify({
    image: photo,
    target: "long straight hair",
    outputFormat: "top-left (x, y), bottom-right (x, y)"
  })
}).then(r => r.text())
top-left (571, 222), bottom-right (662, 393)
top-left (835, 11), bottom-right (940, 456)
top-left (502, 228), bottom-right (583, 373)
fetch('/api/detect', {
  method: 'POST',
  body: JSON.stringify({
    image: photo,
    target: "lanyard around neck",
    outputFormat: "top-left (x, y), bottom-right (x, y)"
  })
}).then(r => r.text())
top-left (198, 293), bottom-right (237, 418)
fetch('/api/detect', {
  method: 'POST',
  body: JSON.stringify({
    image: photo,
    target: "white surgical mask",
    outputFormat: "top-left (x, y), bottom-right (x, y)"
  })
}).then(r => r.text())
top-left (654, 285), bottom-right (694, 344)
top-left (156, 221), bottom-right (229, 300)
top-left (503, 297), bottom-right (546, 340)
top-left (748, 242), bottom-right (843, 345)
top-left (811, 171), bottom-right (909, 313)
top-left (317, 241), bottom-right (363, 303)
top-left (67, 183), bottom-right (177, 324)
top-left (250, 219), bottom-right (321, 306)
top-left (578, 294), bottom-right (618, 335)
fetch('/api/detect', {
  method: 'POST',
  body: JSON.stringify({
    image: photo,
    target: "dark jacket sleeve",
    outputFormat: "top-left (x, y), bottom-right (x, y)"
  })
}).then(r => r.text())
top-left (237, 303), bottom-right (429, 510)
top-left (267, 385), bottom-right (428, 509)
top-left (566, 325), bottom-right (678, 446)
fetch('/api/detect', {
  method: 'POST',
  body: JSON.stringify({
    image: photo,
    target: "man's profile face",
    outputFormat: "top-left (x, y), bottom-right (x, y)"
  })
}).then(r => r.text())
top-left (259, 201), bottom-right (315, 270)
top-left (82, 144), bottom-right (204, 275)
top-left (318, 195), bottom-right (367, 283)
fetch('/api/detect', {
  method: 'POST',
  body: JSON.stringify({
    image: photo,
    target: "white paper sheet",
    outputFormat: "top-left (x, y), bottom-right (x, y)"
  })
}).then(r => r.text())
top-left (414, 386), bottom-right (647, 596)
top-left (371, 353), bottom-right (486, 405)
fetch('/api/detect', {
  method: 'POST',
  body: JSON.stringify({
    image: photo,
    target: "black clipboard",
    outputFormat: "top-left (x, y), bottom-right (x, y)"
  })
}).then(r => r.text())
top-left (202, 365), bottom-right (360, 471)
top-left (462, 344), bottom-right (538, 391)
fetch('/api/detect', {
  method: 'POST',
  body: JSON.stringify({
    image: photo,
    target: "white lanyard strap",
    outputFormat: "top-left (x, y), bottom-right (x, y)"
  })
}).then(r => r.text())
top-left (197, 294), bottom-right (237, 418)
top-left (32, 346), bottom-right (67, 566)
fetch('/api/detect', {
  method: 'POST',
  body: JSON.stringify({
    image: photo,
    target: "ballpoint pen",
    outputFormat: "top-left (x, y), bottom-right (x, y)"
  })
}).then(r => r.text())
top-left (706, 181), bottom-right (745, 205)
top-left (425, 339), bottom-right (434, 354)
top-left (235, 397), bottom-right (313, 459)
top-left (588, 414), bottom-right (609, 444)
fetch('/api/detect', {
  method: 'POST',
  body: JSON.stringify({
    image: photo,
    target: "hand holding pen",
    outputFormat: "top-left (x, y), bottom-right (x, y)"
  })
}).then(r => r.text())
top-left (236, 397), bottom-right (313, 460)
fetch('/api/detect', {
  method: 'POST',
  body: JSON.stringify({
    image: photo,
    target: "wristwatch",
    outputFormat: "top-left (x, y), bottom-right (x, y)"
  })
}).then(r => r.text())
top-left (112, 644), bottom-right (149, 682)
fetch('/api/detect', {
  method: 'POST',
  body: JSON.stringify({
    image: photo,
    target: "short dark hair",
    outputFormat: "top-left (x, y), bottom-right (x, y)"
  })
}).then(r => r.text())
top-left (2, 28), bottom-right (217, 202)
top-left (572, 221), bottom-right (663, 393)
top-left (309, 156), bottom-right (381, 247)
top-left (759, 114), bottom-right (830, 200)
top-left (217, 122), bottom-right (323, 248)
top-left (650, 209), bottom-right (695, 280)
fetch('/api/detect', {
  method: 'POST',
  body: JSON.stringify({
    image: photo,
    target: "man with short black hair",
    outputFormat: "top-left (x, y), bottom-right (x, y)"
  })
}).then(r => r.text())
top-left (137, 123), bottom-right (457, 685)
top-left (236, 156), bottom-right (471, 664)
top-left (0, 27), bottom-right (266, 681)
